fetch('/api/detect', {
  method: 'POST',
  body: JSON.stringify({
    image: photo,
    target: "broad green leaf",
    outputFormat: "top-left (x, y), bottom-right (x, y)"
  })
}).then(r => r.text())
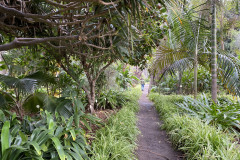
top-left (51, 137), bottom-right (66, 160)
top-left (49, 118), bottom-right (55, 135)
top-left (70, 130), bottom-right (76, 141)
top-left (27, 141), bottom-right (42, 155)
top-left (81, 119), bottom-right (91, 131)
top-left (19, 131), bottom-right (28, 143)
top-left (1, 121), bottom-right (10, 156)
top-left (66, 117), bottom-right (73, 129)
top-left (0, 110), bottom-right (6, 122)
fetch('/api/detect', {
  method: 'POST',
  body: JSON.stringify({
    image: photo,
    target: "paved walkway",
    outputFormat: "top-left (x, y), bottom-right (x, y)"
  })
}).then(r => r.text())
top-left (136, 84), bottom-right (183, 160)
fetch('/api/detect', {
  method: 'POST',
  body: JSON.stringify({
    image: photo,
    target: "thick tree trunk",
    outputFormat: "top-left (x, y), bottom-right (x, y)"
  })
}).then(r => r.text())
top-left (211, 0), bottom-right (218, 103)
top-left (84, 80), bottom-right (96, 114)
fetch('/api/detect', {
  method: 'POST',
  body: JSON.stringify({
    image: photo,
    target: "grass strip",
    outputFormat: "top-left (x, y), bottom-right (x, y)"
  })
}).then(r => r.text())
top-left (90, 87), bottom-right (141, 160)
top-left (149, 93), bottom-right (240, 160)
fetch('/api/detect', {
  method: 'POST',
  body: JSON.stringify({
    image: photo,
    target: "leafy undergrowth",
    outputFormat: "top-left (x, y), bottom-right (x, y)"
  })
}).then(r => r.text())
top-left (0, 87), bottom-right (141, 160)
top-left (149, 93), bottom-right (240, 160)
top-left (176, 94), bottom-right (240, 133)
top-left (90, 87), bottom-right (141, 160)
top-left (0, 110), bottom-right (90, 160)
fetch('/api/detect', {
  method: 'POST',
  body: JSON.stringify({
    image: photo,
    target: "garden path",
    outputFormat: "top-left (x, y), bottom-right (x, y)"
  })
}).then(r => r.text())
top-left (136, 84), bottom-right (183, 160)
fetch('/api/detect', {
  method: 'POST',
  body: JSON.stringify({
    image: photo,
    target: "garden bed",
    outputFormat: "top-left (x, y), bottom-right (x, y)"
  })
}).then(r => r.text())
top-left (149, 93), bottom-right (240, 159)
top-left (89, 87), bottom-right (141, 160)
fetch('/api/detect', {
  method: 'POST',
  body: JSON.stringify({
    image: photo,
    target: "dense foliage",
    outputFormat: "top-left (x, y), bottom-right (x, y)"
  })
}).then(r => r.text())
top-left (176, 94), bottom-right (240, 133)
top-left (149, 93), bottom-right (240, 159)
top-left (0, 110), bottom-right (90, 160)
top-left (0, 86), bottom-right (140, 160)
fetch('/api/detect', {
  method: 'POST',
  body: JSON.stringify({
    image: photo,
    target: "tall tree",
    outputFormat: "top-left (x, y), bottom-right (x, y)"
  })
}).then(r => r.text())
top-left (150, 3), bottom-right (209, 97)
top-left (211, 0), bottom-right (218, 102)
top-left (0, 0), bottom-right (165, 113)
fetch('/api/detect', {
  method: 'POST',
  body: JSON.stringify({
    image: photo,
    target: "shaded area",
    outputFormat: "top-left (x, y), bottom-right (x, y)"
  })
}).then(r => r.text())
top-left (136, 84), bottom-right (183, 160)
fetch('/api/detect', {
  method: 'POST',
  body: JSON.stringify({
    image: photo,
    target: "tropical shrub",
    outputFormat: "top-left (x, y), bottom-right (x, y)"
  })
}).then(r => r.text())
top-left (154, 67), bottom-right (214, 95)
top-left (96, 90), bottom-right (129, 110)
top-left (176, 95), bottom-right (240, 133)
top-left (90, 87), bottom-right (141, 160)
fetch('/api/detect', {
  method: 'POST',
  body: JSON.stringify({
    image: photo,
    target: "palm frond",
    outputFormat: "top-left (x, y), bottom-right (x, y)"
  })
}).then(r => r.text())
top-left (167, 3), bottom-right (210, 50)
top-left (217, 51), bottom-right (240, 96)
top-left (43, 96), bottom-right (73, 118)
top-left (201, 51), bottom-right (240, 96)
top-left (160, 57), bottom-right (193, 79)
top-left (0, 71), bottom-right (56, 95)
top-left (150, 45), bottom-right (189, 74)
top-left (25, 71), bottom-right (56, 85)
top-left (0, 74), bottom-right (37, 94)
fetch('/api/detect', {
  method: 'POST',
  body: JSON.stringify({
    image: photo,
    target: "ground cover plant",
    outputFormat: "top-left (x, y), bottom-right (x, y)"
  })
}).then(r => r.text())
top-left (149, 93), bottom-right (240, 159)
top-left (90, 87), bottom-right (141, 160)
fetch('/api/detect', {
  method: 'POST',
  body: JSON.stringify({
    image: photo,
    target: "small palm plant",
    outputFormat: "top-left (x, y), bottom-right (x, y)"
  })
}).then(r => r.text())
top-left (0, 71), bottom-right (55, 118)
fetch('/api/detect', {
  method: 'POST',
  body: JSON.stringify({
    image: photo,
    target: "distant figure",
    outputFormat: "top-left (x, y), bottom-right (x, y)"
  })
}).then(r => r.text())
top-left (141, 79), bottom-right (145, 91)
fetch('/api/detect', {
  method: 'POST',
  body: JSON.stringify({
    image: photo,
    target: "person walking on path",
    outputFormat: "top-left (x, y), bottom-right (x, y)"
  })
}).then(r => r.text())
top-left (141, 78), bottom-right (145, 91)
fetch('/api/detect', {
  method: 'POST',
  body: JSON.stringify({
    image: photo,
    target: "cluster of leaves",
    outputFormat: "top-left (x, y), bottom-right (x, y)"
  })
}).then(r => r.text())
top-left (0, 68), bottom-right (100, 159)
top-left (116, 64), bottom-right (139, 90)
top-left (96, 90), bottom-right (128, 110)
top-left (0, 110), bottom-right (90, 160)
top-left (176, 94), bottom-right (240, 133)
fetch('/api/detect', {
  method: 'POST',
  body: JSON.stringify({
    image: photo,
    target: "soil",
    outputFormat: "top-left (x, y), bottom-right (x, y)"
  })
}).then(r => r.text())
top-left (136, 84), bottom-right (184, 160)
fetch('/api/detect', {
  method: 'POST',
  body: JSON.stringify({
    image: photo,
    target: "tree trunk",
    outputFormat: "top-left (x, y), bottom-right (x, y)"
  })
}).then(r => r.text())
top-left (211, 0), bottom-right (218, 103)
top-left (194, 44), bottom-right (198, 99)
top-left (178, 71), bottom-right (183, 94)
top-left (85, 80), bottom-right (96, 114)
top-left (219, 2), bottom-right (225, 50)
top-left (148, 74), bottom-right (154, 94)
top-left (193, 13), bottom-right (202, 99)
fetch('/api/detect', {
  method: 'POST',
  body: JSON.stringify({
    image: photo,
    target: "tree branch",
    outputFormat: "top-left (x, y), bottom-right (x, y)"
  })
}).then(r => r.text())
top-left (0, 36), bottom-right (78, 51)
top-left (94, 60), bottom-right (113, 82)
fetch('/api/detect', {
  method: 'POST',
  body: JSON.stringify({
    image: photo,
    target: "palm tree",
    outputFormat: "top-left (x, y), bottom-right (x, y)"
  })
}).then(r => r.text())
top-left (150, 1), bottom-right (240, 98)
top-left (150, 3), bottom-right (209, 98)
top-left (211, 0), bottom-right (218, 102)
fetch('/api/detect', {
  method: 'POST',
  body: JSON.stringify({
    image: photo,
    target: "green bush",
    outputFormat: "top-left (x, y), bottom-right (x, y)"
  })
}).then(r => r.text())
top-left (149, 93), bottom-right (240, 160)
top-left (90, 87), bottom-right (141, 160)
